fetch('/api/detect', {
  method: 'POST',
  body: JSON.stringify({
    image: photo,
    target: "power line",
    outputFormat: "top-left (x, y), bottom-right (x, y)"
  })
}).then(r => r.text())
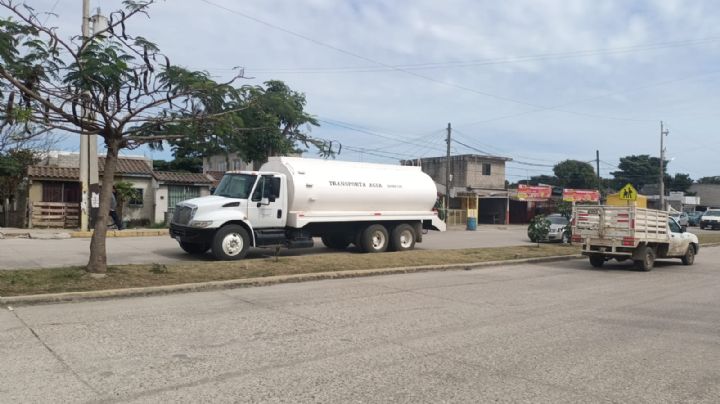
top-left (198, 0), bottom-right (656, 123)
top-left (210, 36), bottom-right (720, 74)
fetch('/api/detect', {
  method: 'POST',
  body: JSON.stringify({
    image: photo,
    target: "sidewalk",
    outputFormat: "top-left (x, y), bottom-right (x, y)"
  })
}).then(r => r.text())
top-left (0, 227), bottom-right (168, 239)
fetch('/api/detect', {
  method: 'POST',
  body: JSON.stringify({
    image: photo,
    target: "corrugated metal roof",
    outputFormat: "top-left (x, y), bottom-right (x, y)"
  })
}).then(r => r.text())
top-left (154, 171), bottom-right (213, 185)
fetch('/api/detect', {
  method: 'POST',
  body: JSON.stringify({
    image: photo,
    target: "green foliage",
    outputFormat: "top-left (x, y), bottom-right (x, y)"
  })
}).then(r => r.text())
top-left (611, 155), bottom-right (668, 191)
top-left (556, 201), bottom-right (573, 219)
top-left (669, 173), bottom-right (693, 192)
top-left (697, 176), bottom-right (720, 185)
top-left (527, 215), bottom-right (551, 245)
top-left (167, 80), bottom-right (328, 167)
top-left (553, 159), bottom-right (598, 189)
top-left (0, 148), bottom-right (38, 200)
top-left (153, 157), bottom-right (202, 173)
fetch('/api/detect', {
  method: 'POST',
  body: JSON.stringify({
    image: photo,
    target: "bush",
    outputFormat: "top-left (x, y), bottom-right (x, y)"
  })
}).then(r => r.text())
top-left (527, 215), bottom-right (551, 245)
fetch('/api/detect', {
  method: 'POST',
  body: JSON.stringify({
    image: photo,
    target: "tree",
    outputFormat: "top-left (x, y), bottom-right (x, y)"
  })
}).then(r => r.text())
top-left (669, 173), bottom-right (693, 193)
top-left (611, 155), bottom-right (668, 191)
top-left (0, 0), bottom-right (244, 273)
top-left (697, 176), bottom-right (720, 185)
top-left (553, 160), bottom-right (598, 189)
top-left (167, 80), bottom-right (328, 169)
top-left (153, 157), bottom-right (202, 173)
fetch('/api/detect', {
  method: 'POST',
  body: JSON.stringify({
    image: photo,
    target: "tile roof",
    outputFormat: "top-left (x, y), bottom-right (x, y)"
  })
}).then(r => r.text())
top-left (27, 166), bottom-right (80, 180)
top-left (28, 157), bottom-right (153, 180)
top-left (153, 171), bottom-right (213, 185)
top-left (99, 157), bottom-right (153, 176)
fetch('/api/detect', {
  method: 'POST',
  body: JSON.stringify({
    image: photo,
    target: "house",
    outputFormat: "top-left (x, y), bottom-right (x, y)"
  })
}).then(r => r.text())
top-left (401, 154), bottom-right (512, 224)
top-left (26, 153), bottom-right (155, 228)
top-left (24, 152), bottom-right (213, 228)
top-left (153, 171), bottom-right (214, 224)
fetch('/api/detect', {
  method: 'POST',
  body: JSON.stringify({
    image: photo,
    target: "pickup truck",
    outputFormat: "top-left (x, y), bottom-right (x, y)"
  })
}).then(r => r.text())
top-left (572, 206), bottom-right (699, 271)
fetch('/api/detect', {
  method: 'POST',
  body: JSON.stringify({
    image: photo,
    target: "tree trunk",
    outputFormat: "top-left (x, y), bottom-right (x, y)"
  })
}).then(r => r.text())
top-left (86, 137), bottom-right (121, 273)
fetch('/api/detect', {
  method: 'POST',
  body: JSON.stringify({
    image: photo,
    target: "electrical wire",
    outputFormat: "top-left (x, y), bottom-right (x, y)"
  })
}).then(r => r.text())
top-left (198, 0), bottom-right (658, 123)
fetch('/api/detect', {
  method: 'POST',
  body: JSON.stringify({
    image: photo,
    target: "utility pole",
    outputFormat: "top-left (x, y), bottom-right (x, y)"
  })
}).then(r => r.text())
top-left (596, 150), bottom-right (600, 187)
top-left (445, 122), bottom-right (451, 221)
top-left (659, 121), bottom-right (669, 210)
top-left (79, 2), bottom-right (103, 231)
top-left (79, 0), bottom-right (90, 231)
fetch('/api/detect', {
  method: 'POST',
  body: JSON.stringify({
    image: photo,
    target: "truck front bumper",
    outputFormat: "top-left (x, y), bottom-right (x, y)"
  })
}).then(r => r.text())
top-left (169, 223), bottom-right (216, 244)
top-left (701, 220), bottom-right (720, 229)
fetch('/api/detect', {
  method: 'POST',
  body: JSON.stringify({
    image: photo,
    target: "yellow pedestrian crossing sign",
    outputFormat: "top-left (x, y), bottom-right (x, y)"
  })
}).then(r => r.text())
top-left (619, 183), bottom-right (638, 201)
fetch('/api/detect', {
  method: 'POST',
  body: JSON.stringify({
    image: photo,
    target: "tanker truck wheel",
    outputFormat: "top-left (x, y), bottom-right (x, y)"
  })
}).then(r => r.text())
top-left (389, 224), bottom-right (416, 252)
top-left (212, 225), bottom-right (250, 260)
top-left (321, 234), bottom-right (350, 250)
top-left (360, 224), bottom-right (389, 253)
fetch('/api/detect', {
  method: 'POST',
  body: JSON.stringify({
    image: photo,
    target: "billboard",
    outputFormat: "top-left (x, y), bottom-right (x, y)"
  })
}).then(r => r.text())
top-left (563, 189), bottom-right (600, 203)
top-left (516, 184), bottom-right (552, 201)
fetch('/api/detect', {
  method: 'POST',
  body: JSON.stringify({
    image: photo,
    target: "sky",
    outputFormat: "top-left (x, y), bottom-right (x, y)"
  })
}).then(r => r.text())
top-left (8, 0), bottom-right (720, 181)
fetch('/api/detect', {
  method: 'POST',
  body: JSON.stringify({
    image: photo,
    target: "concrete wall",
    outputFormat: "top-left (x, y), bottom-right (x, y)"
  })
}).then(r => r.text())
top-left (119, 178), bottom-right (153, 223)
top-left (690, 184), bottom-right (720, 208)
top-left (154, 184), bottom-right (169, 224)
top-left (203, 153), bottom-right (252, 172)
top-left (410, 156), bottom-right (507, 190)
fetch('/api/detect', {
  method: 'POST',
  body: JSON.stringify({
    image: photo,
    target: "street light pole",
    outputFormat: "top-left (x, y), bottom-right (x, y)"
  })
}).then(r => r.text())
top-left (659, 121), bottom-right (669, 210)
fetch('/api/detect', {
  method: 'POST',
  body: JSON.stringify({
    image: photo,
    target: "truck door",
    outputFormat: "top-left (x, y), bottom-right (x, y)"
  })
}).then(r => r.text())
top-left (667, 218), bottom-right (688, 256)
top-left (247, 175), bottom-right (287, 229)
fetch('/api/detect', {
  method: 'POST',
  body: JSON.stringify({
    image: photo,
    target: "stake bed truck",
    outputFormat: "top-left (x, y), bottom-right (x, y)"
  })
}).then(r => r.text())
top-left (572, 206), bottom-right (699, 271)
top-left (170, 157), bottom-right (446, 260)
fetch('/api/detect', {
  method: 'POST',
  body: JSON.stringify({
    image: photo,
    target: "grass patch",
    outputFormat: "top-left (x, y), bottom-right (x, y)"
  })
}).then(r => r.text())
top-left (0, 244), bottom-right (578, 297)
top-left (697, 233), bottom-right (720, 244)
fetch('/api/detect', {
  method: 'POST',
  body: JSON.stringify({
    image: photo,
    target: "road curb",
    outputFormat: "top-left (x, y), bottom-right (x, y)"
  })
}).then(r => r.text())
top-left (70, 229), bottom-right (169, 238)
top-left (0, 254), bottom-right (582, 306)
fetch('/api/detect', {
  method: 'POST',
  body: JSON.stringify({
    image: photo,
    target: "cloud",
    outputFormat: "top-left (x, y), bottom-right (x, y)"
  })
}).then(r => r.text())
top-left (20, 0), bottom-right (720, 178)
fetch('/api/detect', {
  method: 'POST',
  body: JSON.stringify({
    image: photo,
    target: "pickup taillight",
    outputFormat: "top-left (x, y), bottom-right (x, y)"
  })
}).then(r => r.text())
top-left (572, 234), bottom-right (582, 243)
top-left (622, 237), bottom-right (636, 246)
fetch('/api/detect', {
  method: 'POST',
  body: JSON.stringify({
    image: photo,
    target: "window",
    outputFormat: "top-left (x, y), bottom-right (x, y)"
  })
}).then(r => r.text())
top-left (482, 163), bottom-right (491, 176)
top-left (668, 219), bottom-right (681, 233)
top-left (42, 182), bottom-right (80, 203)
top-left (128, 188), bottom-right (144, 207)
top-left (251, 176), bottom-right (280, 202)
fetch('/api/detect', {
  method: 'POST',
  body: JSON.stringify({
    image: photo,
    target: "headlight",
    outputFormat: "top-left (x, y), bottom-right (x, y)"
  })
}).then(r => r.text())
top-left (189, 220), bottom-right (213, 228)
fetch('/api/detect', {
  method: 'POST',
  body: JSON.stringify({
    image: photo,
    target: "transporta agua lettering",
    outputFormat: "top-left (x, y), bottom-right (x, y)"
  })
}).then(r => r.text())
top-left (328, 181), bottom-right (403, 188)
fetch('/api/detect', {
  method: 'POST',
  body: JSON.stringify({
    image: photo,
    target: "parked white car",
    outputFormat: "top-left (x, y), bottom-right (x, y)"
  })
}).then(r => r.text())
top-left (700, 209), bottom-right (720, 230)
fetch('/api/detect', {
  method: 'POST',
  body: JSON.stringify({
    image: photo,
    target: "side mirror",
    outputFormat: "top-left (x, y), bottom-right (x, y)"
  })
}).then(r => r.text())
top-left (681, 225), bottom-right (687, 233)
top-left (268, 196), bottom-right (276, 203)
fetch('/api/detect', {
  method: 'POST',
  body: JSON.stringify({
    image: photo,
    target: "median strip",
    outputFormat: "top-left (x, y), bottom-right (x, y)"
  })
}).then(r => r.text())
top-left (0, 244), bottom-right (578, 303)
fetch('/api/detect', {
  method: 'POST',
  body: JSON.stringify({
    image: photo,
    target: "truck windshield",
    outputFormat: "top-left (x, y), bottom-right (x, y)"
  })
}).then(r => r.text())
top-left (214, 174), bottom-right (257, 199)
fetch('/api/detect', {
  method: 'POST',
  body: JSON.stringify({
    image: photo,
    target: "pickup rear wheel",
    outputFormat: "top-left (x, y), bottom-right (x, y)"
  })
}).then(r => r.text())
top-left (212, 225), bottom-right (250, 260)
top-left (589, 254), bottom-right (605, 268)
top-left (681, 245), bottom-right (696, 265)
top-left (635, 246), bottom-right (656, 271)
top-left (389, 224), bottom-right (416, 252)
top-left (360, 224), bottom-right (389, 253)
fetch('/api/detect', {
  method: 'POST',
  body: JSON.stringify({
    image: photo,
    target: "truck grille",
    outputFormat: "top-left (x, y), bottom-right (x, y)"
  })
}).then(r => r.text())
top-left (172, 205), bottom-right (194, 225)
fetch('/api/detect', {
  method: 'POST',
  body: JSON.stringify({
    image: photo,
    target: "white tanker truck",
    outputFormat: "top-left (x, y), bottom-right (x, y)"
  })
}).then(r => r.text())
top-left (169, 157), bottom-right (446, 260)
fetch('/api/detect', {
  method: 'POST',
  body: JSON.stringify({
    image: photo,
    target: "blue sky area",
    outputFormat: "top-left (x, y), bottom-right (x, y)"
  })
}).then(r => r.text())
top-left (21, 0), bottom-right (720, 179)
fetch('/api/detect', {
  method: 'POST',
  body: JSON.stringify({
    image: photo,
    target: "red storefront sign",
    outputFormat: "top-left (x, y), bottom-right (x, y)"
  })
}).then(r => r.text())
top-left (563, 189), bottom-right (600, 202)
top-left (516, 184), bottom-right (552, 201)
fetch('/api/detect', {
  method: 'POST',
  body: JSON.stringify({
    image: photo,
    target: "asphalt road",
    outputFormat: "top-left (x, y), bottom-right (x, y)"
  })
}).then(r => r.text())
top-left (0, 225), bottom-right (531, 270)
top-left (2, 246), bottom-right (718, 403)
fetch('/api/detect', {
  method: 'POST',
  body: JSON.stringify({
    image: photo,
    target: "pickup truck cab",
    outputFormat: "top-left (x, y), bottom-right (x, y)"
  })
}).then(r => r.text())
top-left (572, 206), bottom-right (699, 271)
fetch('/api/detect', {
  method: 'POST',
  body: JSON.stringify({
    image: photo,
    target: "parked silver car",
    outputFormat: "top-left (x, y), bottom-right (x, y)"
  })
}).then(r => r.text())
top-left (671, 212), bottom-right (689, 227)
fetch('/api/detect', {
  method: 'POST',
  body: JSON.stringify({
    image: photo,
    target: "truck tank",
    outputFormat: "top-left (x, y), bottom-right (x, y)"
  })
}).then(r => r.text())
top-left (260, 157), bottom-right (438, 214)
